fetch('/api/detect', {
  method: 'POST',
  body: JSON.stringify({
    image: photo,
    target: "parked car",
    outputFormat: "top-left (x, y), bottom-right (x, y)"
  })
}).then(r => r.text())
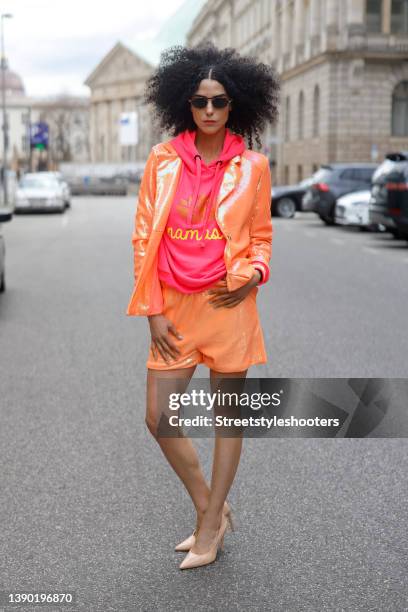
top-left (271, 177), bottom-right (314, 218)
top-left (15, 173), bottom-right (67, 213)
top-left (335, 190), bottom-right (382, 230)
top-left (369, 152), bottom-right (408, 240)
top-left (59, 162), bottom-right (144, 194)
top-left (0, 169), bottom-right (18, 208)
top-left (0, 207), bottom-right (13, 292)
top-left (303, 163), bottom-right (378, 225)
top-left (37, 171), bottom-right (71, 208)
top-left (67, 175), bottom-right (128, 196)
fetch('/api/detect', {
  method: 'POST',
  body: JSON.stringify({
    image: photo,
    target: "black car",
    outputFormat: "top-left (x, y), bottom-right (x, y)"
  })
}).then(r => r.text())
top-left (0, 207), bottom-right (13, 292)
top-left (369, 152), bottom-right (408, 240)
top-left (304, 163), bottom-right (378, 225)
top-left (271, 177), bottom-right (314, 218)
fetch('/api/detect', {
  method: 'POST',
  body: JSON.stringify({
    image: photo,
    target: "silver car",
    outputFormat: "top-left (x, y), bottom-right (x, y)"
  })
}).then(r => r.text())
top-left (36, 171), bottom-right (71, 208)
top-left (15, 173), bottom-right (67, 213)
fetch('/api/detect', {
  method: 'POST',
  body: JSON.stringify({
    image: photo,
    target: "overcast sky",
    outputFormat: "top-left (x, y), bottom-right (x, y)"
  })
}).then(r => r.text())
top-left (2, 0), bottom-right (185, 98)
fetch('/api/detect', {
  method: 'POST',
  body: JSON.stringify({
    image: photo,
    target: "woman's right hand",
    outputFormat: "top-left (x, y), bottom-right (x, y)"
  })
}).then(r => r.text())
top-left (148, 314), bottom-right (183, 364)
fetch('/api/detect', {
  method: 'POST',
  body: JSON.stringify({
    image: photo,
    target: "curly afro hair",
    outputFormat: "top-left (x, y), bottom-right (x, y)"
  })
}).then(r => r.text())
top-left (144, 41), bottom-right (281, 150)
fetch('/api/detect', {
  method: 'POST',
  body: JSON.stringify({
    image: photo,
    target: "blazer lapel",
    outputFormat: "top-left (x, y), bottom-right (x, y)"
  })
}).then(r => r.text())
top-left (152, 149), bottom-right (242, 232)
top-left (152, 154), bottom-right (183, 231)
top-left (135, 152), bottom-right (182, 288)
top-left (217, 155), bottom-right (242, 204)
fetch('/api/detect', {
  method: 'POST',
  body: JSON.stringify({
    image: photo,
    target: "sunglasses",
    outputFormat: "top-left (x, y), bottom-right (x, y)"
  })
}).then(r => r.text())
top-left (189, 95), bottom-right (232, 109)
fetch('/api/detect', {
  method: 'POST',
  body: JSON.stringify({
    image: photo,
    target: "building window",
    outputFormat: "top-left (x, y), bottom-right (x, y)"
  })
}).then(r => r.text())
top-left (366, 0), bottom-right (382, 32)
top-left (284, 165), bottom-right (290, 184)
top-left (313, 85), bottom-right (320, 137)
top-left (285, 96), bottom-right (291, 141)
top-left (312, 163), bottom-right (319, 174)
top-left (297, 165), bottom-right (303, 182)
top-left (298, 91), bottom-right (304, 140)
top-left (391, 0), bottom-right (408, 33)
top-left (392, 81), bottom-right (408, 136)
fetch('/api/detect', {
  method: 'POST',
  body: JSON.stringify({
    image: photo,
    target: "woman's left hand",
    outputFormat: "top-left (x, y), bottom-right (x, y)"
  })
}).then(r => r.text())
top-left (208, 270), bottom-right (261, 308)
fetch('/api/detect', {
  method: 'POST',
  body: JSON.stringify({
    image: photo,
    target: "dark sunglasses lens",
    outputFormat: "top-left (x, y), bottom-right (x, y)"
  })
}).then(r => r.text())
top-left (213, 98), bottom-right (229, 108)
top-left (191, 98), bottom-right (207, 109)
top-left (191, 97), bottom-right (230, 109)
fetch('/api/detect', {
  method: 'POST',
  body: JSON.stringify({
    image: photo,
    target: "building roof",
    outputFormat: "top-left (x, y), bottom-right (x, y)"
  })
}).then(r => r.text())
top-left (0, 66), bottom-right (25, 96)
top-left (125, 0), bottom-right (207, 66)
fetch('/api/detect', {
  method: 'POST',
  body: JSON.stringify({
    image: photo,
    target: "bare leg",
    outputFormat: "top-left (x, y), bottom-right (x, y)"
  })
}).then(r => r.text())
top-left (146, 366), bottom-right (212, 528)
top-left (191, 368), bottom-right (247, 553)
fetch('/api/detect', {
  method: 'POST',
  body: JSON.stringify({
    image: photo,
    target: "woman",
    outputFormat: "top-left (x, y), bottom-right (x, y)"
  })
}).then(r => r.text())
top-left (126, 42), bottom-right (280, 570)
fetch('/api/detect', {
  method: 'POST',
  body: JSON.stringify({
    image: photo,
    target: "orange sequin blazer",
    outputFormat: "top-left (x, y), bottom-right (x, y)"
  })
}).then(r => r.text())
top-left (126, 140), bottom-right (273, 316)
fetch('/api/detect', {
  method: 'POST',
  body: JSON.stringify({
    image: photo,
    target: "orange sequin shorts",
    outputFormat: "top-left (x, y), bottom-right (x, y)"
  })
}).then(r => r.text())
top-left (146, 276), bottom-right (268, 373)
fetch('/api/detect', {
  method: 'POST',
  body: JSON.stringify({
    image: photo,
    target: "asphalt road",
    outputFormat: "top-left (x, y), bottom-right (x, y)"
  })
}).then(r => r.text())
top-left (0, 196), bottom-right (407, 611)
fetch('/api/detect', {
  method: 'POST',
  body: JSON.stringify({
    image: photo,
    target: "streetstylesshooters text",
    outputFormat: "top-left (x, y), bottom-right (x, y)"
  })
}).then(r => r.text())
top-left (166, 390), bottom-right (340, 429)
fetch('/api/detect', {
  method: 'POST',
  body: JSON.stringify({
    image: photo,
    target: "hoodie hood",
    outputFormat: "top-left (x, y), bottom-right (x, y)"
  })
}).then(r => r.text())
top-left (170, 128), bottom-right (245, 247)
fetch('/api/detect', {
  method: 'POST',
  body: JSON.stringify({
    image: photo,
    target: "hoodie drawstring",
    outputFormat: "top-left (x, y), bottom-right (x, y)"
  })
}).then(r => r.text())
top-left (198, 160), bottom-right (223, 248)
top-left (170, 129), bottom-right (245, 249)
top-left (187, 156), bottom-right (224, 248)
top-left (187, 154), bottom-right (202, 225)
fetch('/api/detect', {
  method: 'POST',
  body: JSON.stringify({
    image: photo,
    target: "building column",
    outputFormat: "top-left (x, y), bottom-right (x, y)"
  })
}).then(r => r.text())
top-left (227, 0), bottom-right (234, 47)
top-left (93, 102), bottom-right (99, 163)
top-left (107, 100), bottom-right (112, 162)
top-left (294, 0), bottom-right (304, 45)
top-left (310, 0), bottom-right (321, 37)
top-left (325, 0), bottom-right (338, 48)
top-left (346, 0), bottom-right (365, 36)
top-left (382, 0), bottom-right (391, 34)
top-left (281, 0), bottom-right (290, 55)
top-left (346, 0), bottom-right (365, 24)
top-left (271, 0), bottom-right (280, 61)
top-left (326, 0), bottom-right (338, 27)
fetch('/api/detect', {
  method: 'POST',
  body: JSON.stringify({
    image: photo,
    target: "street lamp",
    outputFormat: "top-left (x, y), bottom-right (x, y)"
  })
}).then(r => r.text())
top-left (1, 12), bottom-right (13, 207)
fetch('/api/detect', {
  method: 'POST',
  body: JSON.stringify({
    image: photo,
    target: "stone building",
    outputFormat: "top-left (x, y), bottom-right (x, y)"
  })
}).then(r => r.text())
top-left (187, 0), bottom-right (276, 178)
top-left (0, 65), bottom-right (89, 172)
top-left (187, 0), bottom-right (408, 185)
top-left (84, 43), bottom-right (156, 163)
top-left (84, 0), bottom-right (206, 163)
top-left (0, 66), bottom-right (33, 171)
top-left (32, 95), bottom-right (90, 169)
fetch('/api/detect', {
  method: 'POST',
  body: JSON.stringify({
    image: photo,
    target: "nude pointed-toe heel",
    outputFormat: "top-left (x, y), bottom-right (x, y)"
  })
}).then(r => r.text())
top-left (225, 507), bottom-right (235, 532)
top-left (219, 533), bottom-right (225, 551)
top-left (179, 514), bottom-right (229, 570)
top-left (175, 502), bottom-right (234, 552)
top-left (174, 530), bottom-right (197, 552)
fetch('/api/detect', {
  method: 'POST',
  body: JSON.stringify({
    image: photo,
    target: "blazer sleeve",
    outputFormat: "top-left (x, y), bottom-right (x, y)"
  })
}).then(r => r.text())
top-left (248, 160), bottom-right (273, 285)
top-left (131, 148), bottom-right (158, 284)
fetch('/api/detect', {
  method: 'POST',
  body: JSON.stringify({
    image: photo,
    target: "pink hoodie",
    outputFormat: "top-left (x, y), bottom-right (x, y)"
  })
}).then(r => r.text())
top-left (157, 128), bottom-right (246, 293)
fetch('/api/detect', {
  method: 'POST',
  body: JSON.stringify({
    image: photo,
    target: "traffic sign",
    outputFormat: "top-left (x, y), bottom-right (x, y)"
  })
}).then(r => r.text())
top-left (30, 122), bottom-right (49, 147)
